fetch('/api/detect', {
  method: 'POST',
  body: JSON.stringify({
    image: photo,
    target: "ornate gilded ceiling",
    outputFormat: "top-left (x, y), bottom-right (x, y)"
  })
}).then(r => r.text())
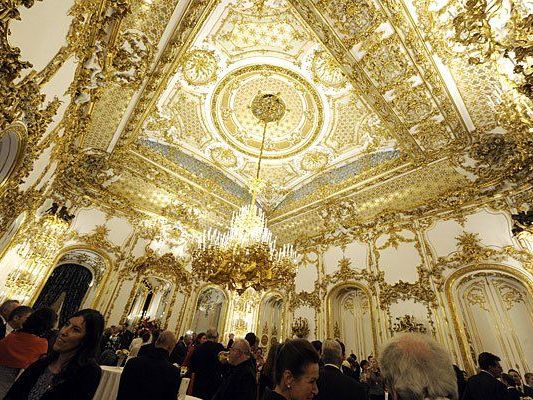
top-left (5, 0), bottom-right (530, 245)
top-left (131, 0), bottom-right (406, 211)
top-left (103, 0), bottom-right (480, 225)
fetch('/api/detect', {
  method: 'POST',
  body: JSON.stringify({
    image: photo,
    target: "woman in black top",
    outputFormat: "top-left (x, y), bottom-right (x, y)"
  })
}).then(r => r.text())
top-left (5, 309), bottom-right (105, 400)
top-left (262, 339), bottom-right (319, 400)
top-left (258, 343), bottom-right (280, 399)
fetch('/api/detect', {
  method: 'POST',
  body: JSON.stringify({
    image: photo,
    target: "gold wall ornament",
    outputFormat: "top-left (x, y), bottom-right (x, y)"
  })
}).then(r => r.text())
top-left (454, 132), bottom-right (533, 188)
top-left (0, 121), bottom-right (27, 193)
top-left (289, 288), bottom-right (321, 312)
top-left (415, 0), bottom-right (533, 102)
top-left (210, 146), bottom-right (238, 168)
top-left (131, 248), bottom-right (192, 291)
top-left (392, 314), bottom-right (428, 334)
top-left (300, 150), bottom-right (329, 172)
top-left (431, 231), bottom-right (533, 282)
top-left (111, 29), bottom-right (153, 87)
top-left (181, 49), bottom-right (218, 86)
top-left (379, 280), bottom-right (438, 309)
top-left (291, 316), bottom-right (310, 338)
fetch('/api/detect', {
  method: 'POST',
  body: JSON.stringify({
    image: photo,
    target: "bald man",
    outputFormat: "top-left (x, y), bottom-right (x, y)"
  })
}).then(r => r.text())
top-left (117, 330), bottom-right (181, 400)
top-left (213, 338), bottom-right (257, 400)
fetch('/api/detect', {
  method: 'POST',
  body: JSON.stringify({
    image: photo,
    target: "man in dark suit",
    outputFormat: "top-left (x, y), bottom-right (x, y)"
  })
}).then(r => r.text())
top-left (462, 352), bottom-right (507, 400)
top-left (189, 327), bottom-right (225, 400)
top-left (524, 372), bottom-right (533, 397)
top-left (315, 339), bottom-right (367, 400)
top-left (336, 340), bottom-right (359, 382)
top-left (170, 332), bottom-right (192, 365)
top-left (213, 338), bottom-right (257, 400)
top-left (117, 330), bottom-right (181, 400)
top-left (0, 299), bottom-right (20, 339)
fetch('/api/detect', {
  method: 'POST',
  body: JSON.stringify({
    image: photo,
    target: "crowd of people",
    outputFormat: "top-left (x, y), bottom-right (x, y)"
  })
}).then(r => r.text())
top-left (1, 298), bottom-right (532, 400)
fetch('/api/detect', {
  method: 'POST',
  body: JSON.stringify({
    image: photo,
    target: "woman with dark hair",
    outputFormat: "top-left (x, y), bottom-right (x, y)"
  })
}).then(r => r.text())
top-left (262, 339), bottom-right (319, 400)
top-left (182, 331), bottom-right (206, 369)
top-left (5, 308), bottom-right (105, 400)
top-left (0, 307), bottom-right (57, 397)
top-left (259, 343), bottom-right (280, 399)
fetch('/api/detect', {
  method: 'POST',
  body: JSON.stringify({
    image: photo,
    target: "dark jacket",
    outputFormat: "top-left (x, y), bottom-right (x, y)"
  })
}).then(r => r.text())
top-left (506, 387), bottom-right (521, 400)
top-left (137, 342), bottom-right (155, 357)
top-left (0, 318), bottom-right (6, 340)
top-left (341, 364), bottom-right (360, 382)
top-left (462, 371), bottom-right (508, 400)
top-left (117, 347), bottom-right (181, 400)
top-left (213, 358), bottom-right (257, 400)
top-left (316, 364), bottom-right (368, 400)
top-left (524, 385), bottom-right (533, 397)
top-left (5, 357), bottom-right (101, 400)
top-left (189, 340), bottom-right (225, 400)
top-left (261, 389), bottom-right (286, 400)
top-left (169, 340), bottom-right (188, 365)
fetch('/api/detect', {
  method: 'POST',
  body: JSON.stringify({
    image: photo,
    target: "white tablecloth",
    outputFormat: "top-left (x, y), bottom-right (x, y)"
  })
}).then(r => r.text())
top-left (92, 365), bottom-right (201, 400)
top-left (93, 366), bottom-right (123, 400)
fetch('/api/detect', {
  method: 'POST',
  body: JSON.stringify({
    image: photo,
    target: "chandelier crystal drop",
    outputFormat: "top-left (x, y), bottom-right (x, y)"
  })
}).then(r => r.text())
top-left (193, 93), bottom-right (298, 294)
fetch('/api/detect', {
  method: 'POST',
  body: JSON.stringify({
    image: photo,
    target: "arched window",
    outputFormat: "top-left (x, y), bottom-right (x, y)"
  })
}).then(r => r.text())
top-left (258, 293), bottom-right (284, 348)
top-left (453, 270), bottom-right (533, 372)
top-left (192, 287), bottom-right (227, 334)
top-left (328, 285), bottom-right (375, 360)
top-left (34, 263), bottom-right (93, 325)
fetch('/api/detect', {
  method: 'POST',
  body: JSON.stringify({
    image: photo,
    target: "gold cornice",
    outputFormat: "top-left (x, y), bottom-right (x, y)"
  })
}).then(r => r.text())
top-left (269, 155), bottom-right (410, 223)
top-left (125, 147), bottom-right (245, 209)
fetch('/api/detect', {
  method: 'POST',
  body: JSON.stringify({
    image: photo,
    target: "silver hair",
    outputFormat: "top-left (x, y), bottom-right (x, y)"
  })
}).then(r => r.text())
top-left (321, 339), bottom-right (342, 367)
top-left (233, 338), bottom-right (251, 356)
top-left (206, 327), bottom-right (219, 340)
top-left (379, 333), bottom-right (458, 400)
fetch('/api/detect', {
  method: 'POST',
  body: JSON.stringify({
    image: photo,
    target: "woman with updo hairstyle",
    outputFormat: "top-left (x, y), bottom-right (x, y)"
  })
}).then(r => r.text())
top-left (262, 339), bottom-right (320, 400)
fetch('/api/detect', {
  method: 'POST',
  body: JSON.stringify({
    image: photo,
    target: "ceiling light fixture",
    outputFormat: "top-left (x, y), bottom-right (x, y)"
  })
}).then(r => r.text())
top-left (192, 93), bottom-right (298, 294)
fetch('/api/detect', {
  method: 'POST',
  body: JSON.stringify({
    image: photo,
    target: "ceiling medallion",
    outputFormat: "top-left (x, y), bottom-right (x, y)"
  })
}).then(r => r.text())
top-left (311, 50), bottom-right (346, 88)
top-left (193, 93), bottom-right (298, 294)
top-left (211, 64), bottom-right (324, 159)
top-left (181, 49), bottom-right (218, 86)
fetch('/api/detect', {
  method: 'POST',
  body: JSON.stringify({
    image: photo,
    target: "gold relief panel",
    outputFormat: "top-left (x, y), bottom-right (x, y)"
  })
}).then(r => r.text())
top-left (209, 146), bottom-right (238, 168)
top-left (464, 286), bottom-right (489, 311)
top-left (390, 85), bottom-right (435, 125)
top-left (211, 64), bottom-right (324, 159)
top-left (493, 279), bottom-right (526, 311)
top-left (315, 0), bottom-right (382, 46)
top-left (300, 149), bottom-right (330, 173)
top-left (213, 2), bottom-right (311, 58)
top-left (412, 118), bottom-right (453, 152)
top-left (359, 36), bottom-right (415, 90)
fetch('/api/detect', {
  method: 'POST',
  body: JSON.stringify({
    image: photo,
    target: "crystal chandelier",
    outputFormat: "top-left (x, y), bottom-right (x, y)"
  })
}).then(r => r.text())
top-left (192, 93), bottom-right (298, 294)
